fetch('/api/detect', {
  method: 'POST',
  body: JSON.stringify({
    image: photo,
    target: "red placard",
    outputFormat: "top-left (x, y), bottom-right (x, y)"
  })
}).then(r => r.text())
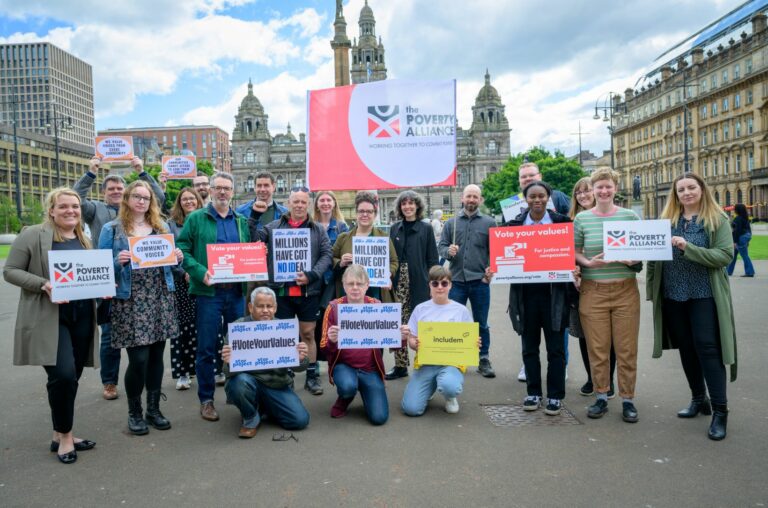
top-left (206, 243), bottom-right (268, 283)
top-left (489, 224), bottom-right (575, 284)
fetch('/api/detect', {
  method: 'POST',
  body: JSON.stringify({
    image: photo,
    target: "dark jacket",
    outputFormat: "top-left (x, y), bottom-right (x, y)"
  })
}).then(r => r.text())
top-left (505, 209), bottom-right (572, 334)
top-left (235, 200), bottom-right (288, 229)
top-left (731, 215), bottom-right (751, 242)
top-left (390, 219), bottom-right (439, 311)
top-left (438, 209), bottom-right (496, 282)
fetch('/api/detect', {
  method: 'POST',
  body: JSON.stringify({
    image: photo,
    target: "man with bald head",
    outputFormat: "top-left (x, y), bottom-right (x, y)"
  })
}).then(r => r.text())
top-left (438, 184), bottom-right (497, 378)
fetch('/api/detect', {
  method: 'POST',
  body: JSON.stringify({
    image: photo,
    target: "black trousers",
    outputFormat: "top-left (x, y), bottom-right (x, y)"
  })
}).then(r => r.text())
top-left (521, 287), bottom-right (566, 400)
top-left (125, 341), bottom-right (166, 398)
top-left (44, 301), bottom-right (94, 434)
top-left (662, 297), bottom-right (727, 405)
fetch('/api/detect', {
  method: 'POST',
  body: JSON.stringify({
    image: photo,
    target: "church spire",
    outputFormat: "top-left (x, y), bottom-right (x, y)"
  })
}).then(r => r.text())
top-left (331, 0), bottom-right (352, 86)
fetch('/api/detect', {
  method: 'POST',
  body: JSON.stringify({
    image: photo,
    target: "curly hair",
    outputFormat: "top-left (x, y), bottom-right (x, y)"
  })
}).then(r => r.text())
top-left (394, 190), bottom-right (425, 221)
top-left (117, 180), bottom-right (168, 235)
top-left (355, 191), bottom-right (378, 212)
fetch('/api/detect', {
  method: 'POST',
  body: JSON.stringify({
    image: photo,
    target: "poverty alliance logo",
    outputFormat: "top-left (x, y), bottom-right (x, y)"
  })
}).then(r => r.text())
top-left (606, 230), bottom-right (627, 247)
top-left (367, 106), bottom-right (400, 138)
top-left (53, 262), bottom-right (74, 283)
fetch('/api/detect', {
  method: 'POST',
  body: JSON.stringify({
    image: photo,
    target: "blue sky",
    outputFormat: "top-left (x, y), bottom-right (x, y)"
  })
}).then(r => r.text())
top-left (0, 0), bottom-right (744, 156)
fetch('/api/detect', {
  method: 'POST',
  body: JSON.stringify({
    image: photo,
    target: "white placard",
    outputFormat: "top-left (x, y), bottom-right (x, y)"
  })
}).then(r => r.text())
top-left (603, 219), bottom-right (672, 261)
top-left (337, 303), bottom-right (402, 349)
top-left (228, 319), bottom-right (300, 372)
top-left (48, 249), bottom-right (116, 302)
top-left (352, 236), bottom-right (390, 287)
top-left (272, 229), bottom-right (312, 282)
top-left (500, 193), bottom-right (556, 223)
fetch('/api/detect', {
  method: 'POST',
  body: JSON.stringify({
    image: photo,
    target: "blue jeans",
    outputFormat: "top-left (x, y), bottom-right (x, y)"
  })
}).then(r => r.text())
top-left (727, 233), bottom-right (755, 276)
top-left (225, 373), bottom-right (309, 430)
top-left (195, 288), bottom-right (244, 403)
top-left (332, 363), bottom-right (389, 425)
top-left (99, 323), bottom-right (121, 385)
top-left (401, 365), bottom-right (463, 416)
top-left (449, 279), bottom-right (491, 358)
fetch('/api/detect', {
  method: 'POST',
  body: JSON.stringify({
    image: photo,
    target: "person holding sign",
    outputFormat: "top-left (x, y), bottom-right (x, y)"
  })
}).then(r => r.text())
top-left (574, 169), bottom-right (642, 423)
top-left (249, 186), bottom-right (332, 396)
top-left (320, 265), bottom-right (389, 424)
top-left (4, 189), bottom-right (99, 464)
top-left (647, 173), bottom-right (736, 440)
top-left (401, 266), bottom-right (478, 416)
top-left (99, 181), bottom-right (182, 435)
top-left (221, 287), bottom-right (310, 438)
top-left (387, 190), bottom-right (439, 380)
top-left (503, 182), bottom-right (570, 415)
top-left (333, 191), bottom-right (398, 303)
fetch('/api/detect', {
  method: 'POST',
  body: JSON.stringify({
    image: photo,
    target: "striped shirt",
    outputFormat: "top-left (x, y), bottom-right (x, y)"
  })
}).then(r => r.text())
top-left (574, 207), bottom-right (639, 280)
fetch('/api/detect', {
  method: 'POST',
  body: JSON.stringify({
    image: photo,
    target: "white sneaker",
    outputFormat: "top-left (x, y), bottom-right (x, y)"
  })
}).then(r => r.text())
top-left (565, 367), bottom-right (568, 381)
top-left (176, 375), bottom-right (191, 390)
top-left (517, 364), bottom-right (527, 382)
top-left (215, 373), bottom-right (226, 386)
top-left (445, 397), bottom-right (460, 414)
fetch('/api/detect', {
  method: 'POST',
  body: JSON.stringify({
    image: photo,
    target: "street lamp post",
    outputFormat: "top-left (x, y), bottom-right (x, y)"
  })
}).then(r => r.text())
top-left (1, 83), bottom-right (26, 222)
top-left (42, 102), bottom-right (73, 187)
top-left (653, 161), bottom-right (660, 219)
top-left (593, 92), bottom-right (627, 169)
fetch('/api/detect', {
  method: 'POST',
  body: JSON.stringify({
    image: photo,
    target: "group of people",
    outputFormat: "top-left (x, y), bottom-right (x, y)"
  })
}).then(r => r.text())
top-left (3, 157), bottom-right (739, 465)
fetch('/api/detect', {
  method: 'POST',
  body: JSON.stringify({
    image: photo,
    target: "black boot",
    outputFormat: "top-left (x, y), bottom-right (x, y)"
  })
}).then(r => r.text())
top-left (128, 397), bottom-right (149, 435)
top-left (677, 395), bottom-right (712, 418)
top-left (145, 390), bottom-right (171, 430)
top-left (385, 366), bottom-right (409, 380)
top-left (708, 404), bottom-right (728, 441)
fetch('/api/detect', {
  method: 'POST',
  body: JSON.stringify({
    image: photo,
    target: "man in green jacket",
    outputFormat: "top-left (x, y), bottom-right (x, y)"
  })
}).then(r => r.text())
top-left (177, 172), bottom-right (251, 422)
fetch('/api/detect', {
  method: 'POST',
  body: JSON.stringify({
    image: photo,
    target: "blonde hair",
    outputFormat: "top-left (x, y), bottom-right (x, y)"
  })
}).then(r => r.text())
top-left (118, 180), bottom-right (167, 235)
top-left (569, 176), bottom-right (594, 219)
top-left (590, 168), bottom-right (620, 187)
top-left (45, 187), bottom-right (91, 248)
top-left (660, 173), bottom-right (726, 232)
top-left (313, 190), bottom-right (347, 225)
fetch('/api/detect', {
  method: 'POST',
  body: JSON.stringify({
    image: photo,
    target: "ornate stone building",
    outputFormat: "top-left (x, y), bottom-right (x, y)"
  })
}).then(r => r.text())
top-left (349, 1), bottom-right (387, 84)
top-left (612, 9), bottom-right (768, 220)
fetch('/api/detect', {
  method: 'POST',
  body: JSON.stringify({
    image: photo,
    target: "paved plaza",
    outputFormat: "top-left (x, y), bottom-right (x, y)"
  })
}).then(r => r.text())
top-left (1, 260), bottom-right (766, 507)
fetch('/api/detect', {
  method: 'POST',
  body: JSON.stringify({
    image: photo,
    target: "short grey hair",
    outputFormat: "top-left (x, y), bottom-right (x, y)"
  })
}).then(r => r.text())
top-left (211, 171), bottom-right (235, 187)
top-left (250, 286), bottom-right (277, 305)
top-left (101, 174), bottom-right (125, 190)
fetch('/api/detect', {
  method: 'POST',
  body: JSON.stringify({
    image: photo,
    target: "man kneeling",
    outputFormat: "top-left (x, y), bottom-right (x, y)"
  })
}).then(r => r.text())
top-left (221, 287), bottom-right (310, 438)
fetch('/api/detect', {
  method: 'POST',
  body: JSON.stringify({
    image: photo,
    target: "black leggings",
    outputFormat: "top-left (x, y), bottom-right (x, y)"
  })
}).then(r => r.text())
top-left (125, 341), bottom-right (166, 398)
top-left (662, 297), bottom-right (727, 405)
top-left (44, 301), bottom-right (94, 433)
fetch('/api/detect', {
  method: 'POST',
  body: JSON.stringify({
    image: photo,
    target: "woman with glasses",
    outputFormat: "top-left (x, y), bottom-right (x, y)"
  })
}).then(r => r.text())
top-left (332, 191), bottom-right (398, 303)
top-left (99, 181), bottom-right (183, 435)
top-left (320, 265), bottom-right (389, 425)
top-left (386, 190), bottom-right (438, 380)
top-left (166, 187), bottom-right (204, 391)
top-left (401, 266), bottom-right (478, 416)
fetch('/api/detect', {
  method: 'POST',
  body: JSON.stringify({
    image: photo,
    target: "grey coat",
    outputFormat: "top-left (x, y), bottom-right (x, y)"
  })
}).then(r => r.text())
top-left (3, 224), bottom-right (99, 367)
top-left (438, 209), bottom-right (496, 282)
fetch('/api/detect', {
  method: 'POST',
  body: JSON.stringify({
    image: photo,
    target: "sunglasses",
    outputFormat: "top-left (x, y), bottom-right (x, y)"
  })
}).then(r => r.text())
top-left (291, 186), bottom-right (310, 193)
top-left (429, 280), bottom-right (450, 288)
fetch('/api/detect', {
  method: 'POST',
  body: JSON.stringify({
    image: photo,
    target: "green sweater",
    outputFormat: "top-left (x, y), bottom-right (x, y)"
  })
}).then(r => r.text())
top-left (646, 214), bottom-right (737, 381)
top-left (177, 205), bottom-right (251, 297)
top-left (574, 207), bottom-right (640, 280)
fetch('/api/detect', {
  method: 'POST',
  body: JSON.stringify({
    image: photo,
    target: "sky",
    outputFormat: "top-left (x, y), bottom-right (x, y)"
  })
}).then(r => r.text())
top-left (0, 0), bottom-right (744, 157)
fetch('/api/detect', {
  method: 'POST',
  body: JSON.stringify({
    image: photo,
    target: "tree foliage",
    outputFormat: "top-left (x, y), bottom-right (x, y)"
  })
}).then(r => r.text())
top-left (0, 194), bottom-right (21, 233)
top-left (126, 159), bottom-right (214, 206)
top-left (22, 195), bottom-right (45, 228)
top-left (482, 146), bottom-right (586, 215)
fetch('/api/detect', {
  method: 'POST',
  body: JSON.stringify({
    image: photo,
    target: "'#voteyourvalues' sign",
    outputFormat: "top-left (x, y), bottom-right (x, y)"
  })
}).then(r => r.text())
top-left (337, 303), bottom-right (402, 349)
top-left (228, 319), bottom-right (300, 372)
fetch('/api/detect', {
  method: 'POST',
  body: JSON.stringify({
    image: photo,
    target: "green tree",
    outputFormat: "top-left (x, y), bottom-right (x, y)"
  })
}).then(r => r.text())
top-left (482, 146), bottom-right (586, 215)
top-left (126, 159), bottom-right (214, 208)
top-left (21, 194), bottom-right (45, 227)
top-left (0, 195), bottom-right (21, 233)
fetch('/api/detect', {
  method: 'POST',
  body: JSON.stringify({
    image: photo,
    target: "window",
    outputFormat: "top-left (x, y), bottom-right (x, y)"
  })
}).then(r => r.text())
top-left (748, 151), bottom-right (754, 171)
top-left (735, 93), bottom-right (741, 108)
top-left (724, 123), bottom-right (730, 141)
top-left (713, 158), bottom-right (719, 176)
top-left (712, 102), bottom-right (718, 116)
top-left (736, 154), bottom-right (742, 173)
top-left (486, 139), bottom-right (497, 154)
top-left (294, 177), bottom-right (304, 188)
top-left (722, 69), bottom-right (729, 84)
top-left (746, 57), bottom-right (753, 74)
top-left (747, 89), bottom-right (754, 104)
top-left (676, 115), bottom-right (682, 128)
top-left (734, 63), bottom-right (741, 80)
top-left (722, 97), bottom-right (729, 112)
top-left (712, 128), bottom-right (718, 143)
top-left (700, 130), bottom-right (707, 147)
top-left (702, 160), bottom-right (708, 177)
top-left (700, 105), bottom-right (707, 120)
top-left (711, 74), bottom-right (718, 89)
top-left (442, 195), bottom-right (450, 207)
top-left (748, 116), bottom-right (754, 134)
top-left (724, 156), bottom-right (729, 175)
top-left (735, 119), bottom-right (741, 137)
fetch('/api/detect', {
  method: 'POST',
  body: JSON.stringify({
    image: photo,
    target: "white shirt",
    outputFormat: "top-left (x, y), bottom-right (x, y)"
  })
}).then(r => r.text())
top-left (408, 299), bottom-right (473, 336)
top-left (523, 210), bottom-right (553, 225)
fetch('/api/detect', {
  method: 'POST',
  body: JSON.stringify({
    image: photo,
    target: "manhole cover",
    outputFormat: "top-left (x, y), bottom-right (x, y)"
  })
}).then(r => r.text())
top-left (480, 404), bottom-right (582, 427)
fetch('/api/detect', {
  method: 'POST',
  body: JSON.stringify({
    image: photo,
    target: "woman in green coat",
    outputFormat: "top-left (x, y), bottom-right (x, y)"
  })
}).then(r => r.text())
top-left (646, 173), bottom-right (736, 441)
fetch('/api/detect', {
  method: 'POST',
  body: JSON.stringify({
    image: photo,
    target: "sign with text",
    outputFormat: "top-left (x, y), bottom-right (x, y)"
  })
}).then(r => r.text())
top-left (228, 319), bottom-right (300, 372)
top-left (207, 243), bottom-right (268, 283)
top-left (48, 249), bottom-right (116, 302)
top-left (129, 234), bottom-right (177, 269)
top-left (272, 229), bottom-right (311, 282)
top-left (603, 219), bottom-right (672, 261)
top-left (337, 303), bottom-right (402, 349)
top-left (500, 193), bottom-right (557, 222)
top-left (489, 224), bottom-right (575, 284)
top-left (95, 136), bottom-right (134, 162)
top-left (416, 321), bottom-right (479, 367)
top-left (307, 79), bottom-right (457, 190)
top-left (352, 236), bottom-right (391, 287)
top-left (162, 155), bottom-right (197, 179)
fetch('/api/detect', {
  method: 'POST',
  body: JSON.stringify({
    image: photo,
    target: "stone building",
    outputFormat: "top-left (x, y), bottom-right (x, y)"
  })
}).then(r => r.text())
top-left (612, 7), bottom-right (768, 220)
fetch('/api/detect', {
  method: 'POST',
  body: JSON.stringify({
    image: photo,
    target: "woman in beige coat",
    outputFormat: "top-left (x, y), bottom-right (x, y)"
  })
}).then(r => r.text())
top-left (3, 188), bottom-right (99, 464)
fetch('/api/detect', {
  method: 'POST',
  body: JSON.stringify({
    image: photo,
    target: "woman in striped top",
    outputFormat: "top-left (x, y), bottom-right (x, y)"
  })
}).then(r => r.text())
top-left (574, 169), bottom-right (642, 423)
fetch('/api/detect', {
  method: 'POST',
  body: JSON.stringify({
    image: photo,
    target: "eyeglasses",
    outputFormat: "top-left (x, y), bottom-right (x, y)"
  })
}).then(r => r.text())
top-left (357, 209), bottom-right (376, 215)
top-left (130, 194), bottom-right (151, 203)
top-left (575, 190), bottom-right (593, 196)
top-left (430, 280), bottom-right (450, 288)
top-left (345, 281), bottom-right (367, 287)
top-left (291, 186), bottom-right (310, 192)
top-left (212, 186), bottom-right (233, 192)
top-left (272, 432), bottom-right (298, 442)
top-left (180, 197), bottom-right (198, 203)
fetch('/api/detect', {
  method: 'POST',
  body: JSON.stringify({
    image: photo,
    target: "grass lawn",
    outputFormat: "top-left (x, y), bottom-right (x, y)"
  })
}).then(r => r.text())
top-left (749, 235), bottom-right (768, 260)
top-left (0, 244), bottom-right (9, 260)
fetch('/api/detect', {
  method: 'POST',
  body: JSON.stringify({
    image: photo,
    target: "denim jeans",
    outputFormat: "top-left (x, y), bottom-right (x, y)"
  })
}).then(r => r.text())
top-left (401, 365), bottom-right (464, 416)
top-left (195, 288), bottom-right (244, 403)
top-left (225, 373), bottom-right (310, 430)
top-left (449, 279), bottom-right (491, 358)
top-left (332, 363), bottom-right (388, 425)
top-left (99, 323), bottom-right (121, 385)
top-left (727, 233), bottom-right (755, 276)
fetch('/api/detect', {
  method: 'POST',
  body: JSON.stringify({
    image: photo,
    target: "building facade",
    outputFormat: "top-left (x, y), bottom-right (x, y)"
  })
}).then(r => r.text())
top-left (0, 42), bottom-right (94, 149)
top-left (97, 125), bottom-right (231, 172)
top-left (612, 10), bottom-right (768, 220)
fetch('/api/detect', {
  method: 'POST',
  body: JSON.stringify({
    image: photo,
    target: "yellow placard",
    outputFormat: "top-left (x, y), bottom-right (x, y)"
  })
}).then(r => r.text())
top-left (416, 321), bottom-right (479, 368)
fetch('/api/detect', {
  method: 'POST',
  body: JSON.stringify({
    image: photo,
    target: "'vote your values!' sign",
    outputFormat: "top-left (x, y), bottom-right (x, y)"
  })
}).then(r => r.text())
top-left (272, 229), bottom-right (311, 282)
